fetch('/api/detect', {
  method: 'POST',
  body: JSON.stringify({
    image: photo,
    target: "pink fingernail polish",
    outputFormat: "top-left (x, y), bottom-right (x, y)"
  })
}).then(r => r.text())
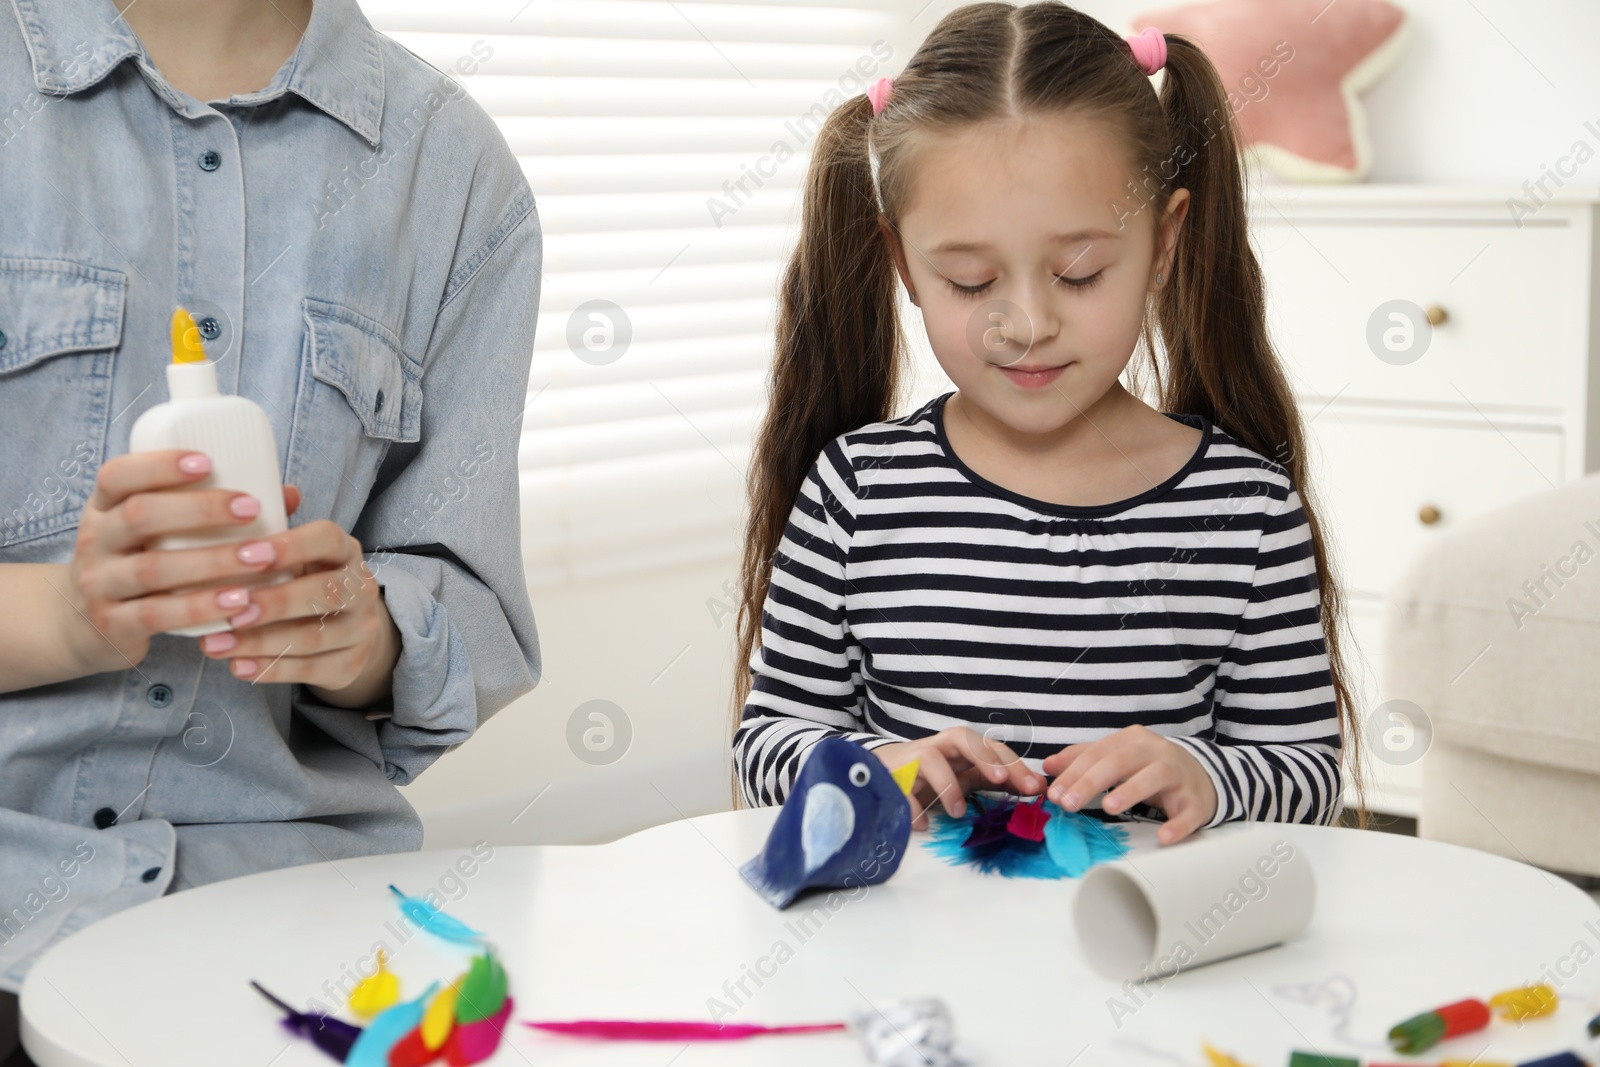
top-left (233, 658), bottom-right (259, 677)
top-left (215, 587), bottom-right (249, 610)
top-left (229, 604), bottom-right (261, 628)
top-left (236, 541), bottom-right (274, 565)
top-left (178, 453), bottom-right (211, 475)
top-left (201, 633), bottom-right (236, 654)
top-left (229, 495), bottom-right (260, 519)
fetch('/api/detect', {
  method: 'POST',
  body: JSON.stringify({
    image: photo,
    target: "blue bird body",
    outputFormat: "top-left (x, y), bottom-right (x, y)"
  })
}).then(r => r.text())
top-left (741, 737), bottom-right (914, 909)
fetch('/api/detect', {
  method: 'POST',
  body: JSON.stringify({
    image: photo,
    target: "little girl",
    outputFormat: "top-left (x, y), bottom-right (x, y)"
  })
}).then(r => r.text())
top-left (733, 1), bottom-right (1360, 845)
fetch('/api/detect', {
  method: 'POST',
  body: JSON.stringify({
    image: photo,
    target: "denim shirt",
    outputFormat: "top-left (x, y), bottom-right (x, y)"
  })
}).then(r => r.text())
top-left (0, 0), bottom-right (542, 987)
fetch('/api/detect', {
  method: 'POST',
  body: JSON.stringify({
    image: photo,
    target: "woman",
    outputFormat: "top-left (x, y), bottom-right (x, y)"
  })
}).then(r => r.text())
top-left (0, 0), bottom-right (541, 1054)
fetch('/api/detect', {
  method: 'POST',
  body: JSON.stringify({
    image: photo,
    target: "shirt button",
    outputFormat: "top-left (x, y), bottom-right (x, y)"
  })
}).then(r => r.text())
top-left (197, 316), bottom-right (221, 340)
top-left (93, 807), bottom-right (117, 829)
top-left (141, 867), bottom-right (162, 883)
top-left (199, 150), bottom-right (221, 172)
top-left (146, 683), bottom-right (174, 708)
top-left (374, 388), bottom-right (385, 414)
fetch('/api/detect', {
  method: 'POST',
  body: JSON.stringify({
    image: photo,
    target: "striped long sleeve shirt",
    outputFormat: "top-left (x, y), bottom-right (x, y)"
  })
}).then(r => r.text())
top-left (734, 392), bottom-right (1343, 828)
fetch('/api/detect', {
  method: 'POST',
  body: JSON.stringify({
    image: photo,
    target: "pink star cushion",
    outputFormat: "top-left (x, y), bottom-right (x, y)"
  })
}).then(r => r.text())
top-left (1132, 0), bottom-right (1409, 182)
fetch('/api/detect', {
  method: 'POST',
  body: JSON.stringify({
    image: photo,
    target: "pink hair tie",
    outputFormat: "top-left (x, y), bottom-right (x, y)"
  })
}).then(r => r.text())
top-left (866, 76), bottom-right (894, 116)
top-left (1126, 26), bottom-right (1167, 75)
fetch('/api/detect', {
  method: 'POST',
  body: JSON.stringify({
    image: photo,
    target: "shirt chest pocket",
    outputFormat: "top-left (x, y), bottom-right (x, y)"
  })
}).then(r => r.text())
top-left (0, 258), bottom-right (126, 555)
top-left (286, 298), bottom-right (422, 526)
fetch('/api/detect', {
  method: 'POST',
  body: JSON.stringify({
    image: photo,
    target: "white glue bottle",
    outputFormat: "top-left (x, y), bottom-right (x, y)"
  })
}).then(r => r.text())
top-left (128, 308), bottom-right (289, 637)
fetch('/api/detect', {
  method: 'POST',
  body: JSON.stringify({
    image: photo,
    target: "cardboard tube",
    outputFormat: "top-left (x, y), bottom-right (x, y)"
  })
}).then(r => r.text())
top-left (1073, 827), bottom-right (1315, 981)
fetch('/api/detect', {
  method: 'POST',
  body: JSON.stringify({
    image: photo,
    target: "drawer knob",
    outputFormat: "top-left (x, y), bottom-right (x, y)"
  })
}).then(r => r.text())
top-left (1424, 304), bottom-right (1449, 327)
top-left (1418, 504), bottom-right (1442, 525)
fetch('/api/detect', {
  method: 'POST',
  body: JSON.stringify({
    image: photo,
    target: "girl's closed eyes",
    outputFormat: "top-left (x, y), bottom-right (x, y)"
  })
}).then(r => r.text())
top-left (942, 267), bottom-right (1105, 296)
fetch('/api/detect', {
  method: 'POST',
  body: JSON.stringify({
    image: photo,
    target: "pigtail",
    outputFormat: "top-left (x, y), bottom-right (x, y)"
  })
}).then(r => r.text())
top-left (731, 94), bottom-right (904, 732)
top-left (1153, 33), bottom-right (1366, 821)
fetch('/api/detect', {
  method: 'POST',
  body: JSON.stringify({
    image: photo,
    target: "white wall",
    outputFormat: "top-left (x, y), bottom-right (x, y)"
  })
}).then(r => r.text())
top-left (400, 559), bottom-right (742, 846)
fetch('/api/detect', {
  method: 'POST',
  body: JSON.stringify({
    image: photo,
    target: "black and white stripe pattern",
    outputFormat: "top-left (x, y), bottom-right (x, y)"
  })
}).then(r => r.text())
top-left (734, 392), bottom-right (1342, 827)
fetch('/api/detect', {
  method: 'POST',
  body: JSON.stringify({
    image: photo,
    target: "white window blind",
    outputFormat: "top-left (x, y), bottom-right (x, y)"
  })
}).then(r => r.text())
top-left (359, 1), bottom-right (905, 588)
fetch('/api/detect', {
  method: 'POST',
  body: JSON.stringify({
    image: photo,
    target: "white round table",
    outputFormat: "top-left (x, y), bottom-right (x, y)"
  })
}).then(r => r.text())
top-left (21, 810), bottom-right (1600, 1066)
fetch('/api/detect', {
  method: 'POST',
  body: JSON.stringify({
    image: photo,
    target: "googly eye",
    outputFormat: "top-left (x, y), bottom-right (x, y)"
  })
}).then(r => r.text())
top-left (848, 762), bottom-right (871, 787)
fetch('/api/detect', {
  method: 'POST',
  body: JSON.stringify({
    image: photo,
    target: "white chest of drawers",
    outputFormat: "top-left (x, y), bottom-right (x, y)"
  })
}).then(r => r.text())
top-left (1248, 184), bottom-right (1600, 816)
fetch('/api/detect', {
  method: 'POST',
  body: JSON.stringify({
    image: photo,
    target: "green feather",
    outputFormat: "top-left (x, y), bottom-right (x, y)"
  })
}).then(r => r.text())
top-left (455, 950), bottom-right (508, 1023)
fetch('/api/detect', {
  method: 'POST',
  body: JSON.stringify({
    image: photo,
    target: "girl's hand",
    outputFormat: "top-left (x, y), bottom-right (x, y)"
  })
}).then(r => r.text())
top-left (872, 727), bottom-right (1044, 830)
top-left (65, 450), bottom-right (302, 673)
top-left (196, 519), bottom-right (400, 707)
top-left (1041, 724), bottom-right (1218, 844)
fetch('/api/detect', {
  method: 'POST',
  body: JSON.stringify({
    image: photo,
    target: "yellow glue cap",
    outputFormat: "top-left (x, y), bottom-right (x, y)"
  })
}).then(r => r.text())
top-left (170, 308), bottom-right (206, 364)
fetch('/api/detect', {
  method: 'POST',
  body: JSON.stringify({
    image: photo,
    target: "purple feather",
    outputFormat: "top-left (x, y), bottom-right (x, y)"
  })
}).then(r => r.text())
top-left (252, 981), bottom-right (363, 1061)
top-left (960, 797), bottom-right (1017, 848)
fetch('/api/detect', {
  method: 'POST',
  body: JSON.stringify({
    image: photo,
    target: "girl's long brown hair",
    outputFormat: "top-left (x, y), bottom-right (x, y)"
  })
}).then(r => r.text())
top-left (734, 2), bottom-right (1364, 818)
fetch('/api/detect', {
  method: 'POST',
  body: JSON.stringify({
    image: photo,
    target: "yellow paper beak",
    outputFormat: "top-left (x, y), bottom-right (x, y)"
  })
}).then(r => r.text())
top-left (890, 759), bottom-right (919, 797)
top-left (170, 307), bottom-right (205, 364)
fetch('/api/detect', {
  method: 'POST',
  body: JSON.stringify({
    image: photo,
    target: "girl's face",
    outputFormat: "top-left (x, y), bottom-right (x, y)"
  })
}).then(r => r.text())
top-left (884, 112), bottom-right (1188, 438)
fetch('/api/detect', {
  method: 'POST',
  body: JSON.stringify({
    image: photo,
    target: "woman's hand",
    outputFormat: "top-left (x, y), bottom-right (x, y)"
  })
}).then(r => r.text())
top-left (65, 450), bottom-right (300, 673)
top-left (196, 513), bottom-right (400, 708)
top-left (66, 449), bottom-right (399, 708)
top-left (872, 727), bottom-right (1044, 830)
top-left (1041, 724), bottom-right (1218, 844)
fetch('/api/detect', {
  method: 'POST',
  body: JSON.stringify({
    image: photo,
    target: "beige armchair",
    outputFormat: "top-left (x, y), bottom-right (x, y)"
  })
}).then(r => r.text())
top-left (1381, 472), bottom-right (1600, 879)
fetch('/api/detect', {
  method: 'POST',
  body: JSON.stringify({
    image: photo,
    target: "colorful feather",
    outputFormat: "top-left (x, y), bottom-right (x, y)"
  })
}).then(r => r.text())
top-left (959, 796), bottom-right (1016, 848)
top-left (523, 1001), bottom-right (966, 1066)
top-left (524, 1019), bottom-right (848, 1041)
top-left (443, 996), bottom-right (514, 1065)
top-left (421, 976), bottom-right (462, 1050)
top-left (926, 799), bottom-right (1128, 879)
top-left (1005, 796), bottom-right (1050, 842)
top-left (251, 981), bottom-right (363, 1062)
top-left (1043, 807), bottom-right (1092, 873)
top-left (388, 885), bottom-right (485, 944)
top-left (349, 948), bottom-right (401, 1018)
top-left (347, 982), bottom-right (439, 1067)
top-left (386, 1026), bottom-right (440, 1067)
top-left (1202, 1042), bottom-right (1257, 1067)
top-left (454, 950), bottom-right (507, 1024)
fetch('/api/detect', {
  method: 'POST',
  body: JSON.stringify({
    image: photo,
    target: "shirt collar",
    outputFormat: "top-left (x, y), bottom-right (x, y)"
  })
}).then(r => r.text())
top-left (12, 0), bottom-right (385, 146)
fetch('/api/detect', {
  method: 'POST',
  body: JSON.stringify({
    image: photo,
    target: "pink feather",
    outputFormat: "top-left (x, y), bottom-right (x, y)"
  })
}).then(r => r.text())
top-left (442, 997), bottom-right (513, 1066)
top-left (524, 1019), bottom-right (847, 1041)
top-left (1006, 797), bottom-right (1049, 842)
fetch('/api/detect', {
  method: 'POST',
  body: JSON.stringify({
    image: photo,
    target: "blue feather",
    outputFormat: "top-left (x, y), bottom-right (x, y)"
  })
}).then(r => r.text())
top-left (345, 981), bottom-right (438, 1067)
top-left (925, 800), bottom-right (1129, 879)
top-left (1083, 816), bottom-right (1131, 863)
top-left (388, 884), bottom-right (485, 944)
top-left (1044, 811), bottom-right (1091, 875)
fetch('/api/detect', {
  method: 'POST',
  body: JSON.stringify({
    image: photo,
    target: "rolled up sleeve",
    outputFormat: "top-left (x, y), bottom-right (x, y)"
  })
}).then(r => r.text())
top-left (300, 189), bottom-right (544, 786)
